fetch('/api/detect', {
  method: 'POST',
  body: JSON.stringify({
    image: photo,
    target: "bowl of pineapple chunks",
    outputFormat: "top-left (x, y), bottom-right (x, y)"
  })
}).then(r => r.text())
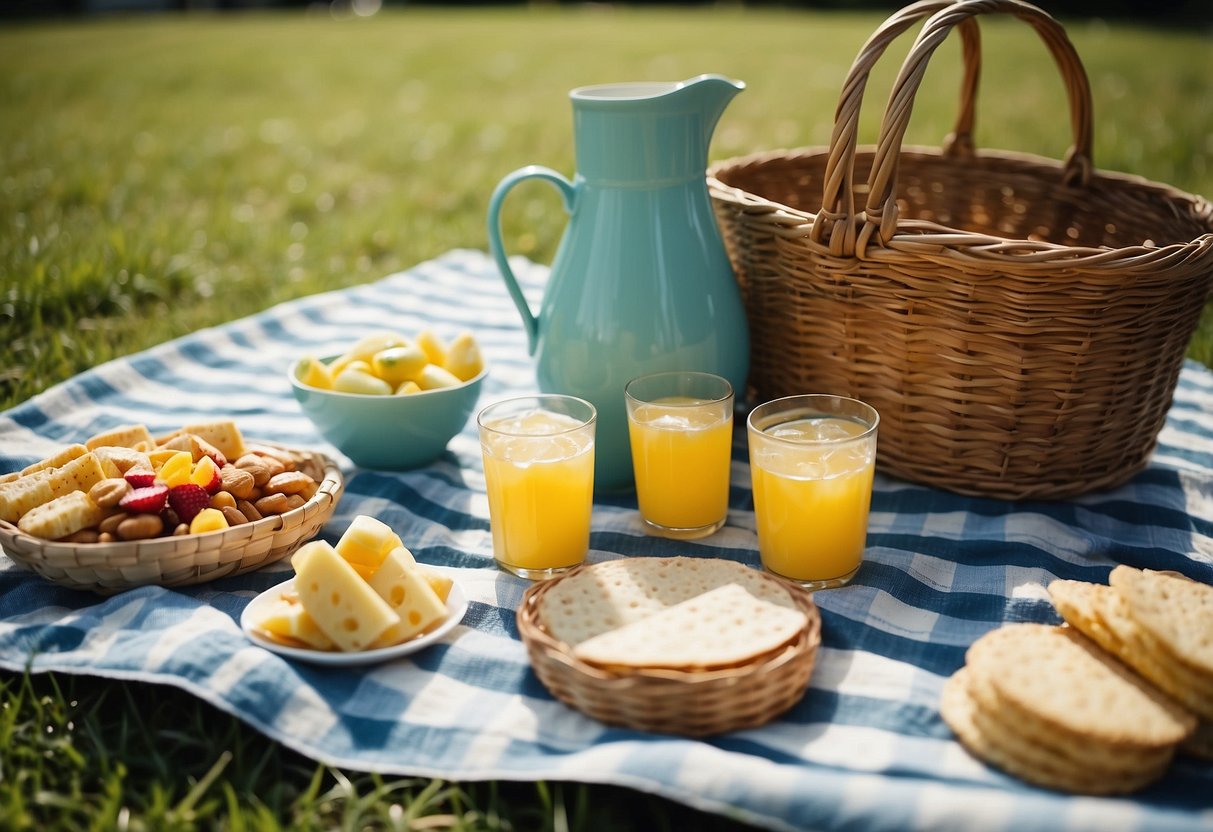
top-left (290, 329), bottom-right (487, 470)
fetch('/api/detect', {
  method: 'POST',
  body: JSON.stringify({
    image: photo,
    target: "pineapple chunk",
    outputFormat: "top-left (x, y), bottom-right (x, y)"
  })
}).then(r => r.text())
top-left (296, 356), bottom-right (334, 390)
top-left (443, 331), bottom-right (484, 382)
top-left (328, 332), bottom-right (409, 377)
top-left (371, 345), bottom-right (428, 386)
top-left (415, 364), bottom-right (462, 391)
top-left (415, 329), bottom-right (448, 367)
top-left (333, 367), bottom-right (392, 396)
top-left (157, 451), bottom-right (194, 488)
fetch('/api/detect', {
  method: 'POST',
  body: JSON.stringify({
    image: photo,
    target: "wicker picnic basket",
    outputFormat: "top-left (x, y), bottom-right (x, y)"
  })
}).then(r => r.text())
top-left (0, 444), bottom-right (343, 594)
top-left (709, 0), bottom-right (1213, 500)
top-left (517, 563), bottom-right (821, 737)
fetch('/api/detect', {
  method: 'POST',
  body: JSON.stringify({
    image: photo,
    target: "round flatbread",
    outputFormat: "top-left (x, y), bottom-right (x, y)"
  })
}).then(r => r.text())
top-left (1109, 565), bottom-right (1213, 678)
top-left (941, 668), bottom-right (1170, 796)
top-left (965, 623), bottom-right (1195, 749)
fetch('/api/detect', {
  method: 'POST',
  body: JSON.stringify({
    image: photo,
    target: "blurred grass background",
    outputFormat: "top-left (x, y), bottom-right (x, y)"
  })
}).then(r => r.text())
top-left (3, 5), bottom-right (1212, 410)
top-left (1, 5), bottom-right (1211, 829)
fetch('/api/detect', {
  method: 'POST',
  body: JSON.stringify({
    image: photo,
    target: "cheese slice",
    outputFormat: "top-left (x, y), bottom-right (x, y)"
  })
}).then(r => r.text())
top-left (368, 547), bottom-right (449, 648)
top-left (254, 592), bottom-right (336, 651)
top-left (291, 540), bottom-right (400, 651)
top-left (420, 568), bottom-right (453, 604)
top-left (335, 515), bottom-right (412, 580)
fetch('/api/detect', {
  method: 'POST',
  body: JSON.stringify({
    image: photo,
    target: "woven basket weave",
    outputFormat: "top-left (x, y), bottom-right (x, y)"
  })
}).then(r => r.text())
top-left (0, 444), bottom-right (343, 594)
top-left (517, 562), bottom-right (821, 736)
top-left (709, 0), bottom-right (1213, 500)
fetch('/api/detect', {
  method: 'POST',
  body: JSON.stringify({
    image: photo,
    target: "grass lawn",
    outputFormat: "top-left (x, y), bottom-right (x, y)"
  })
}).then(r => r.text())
top-left (1, 5), bottom-right (1211, 829)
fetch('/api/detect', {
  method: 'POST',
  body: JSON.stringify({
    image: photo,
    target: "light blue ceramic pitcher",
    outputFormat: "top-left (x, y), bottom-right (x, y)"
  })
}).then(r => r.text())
top-left (486, 74), bottom-right (750, 493)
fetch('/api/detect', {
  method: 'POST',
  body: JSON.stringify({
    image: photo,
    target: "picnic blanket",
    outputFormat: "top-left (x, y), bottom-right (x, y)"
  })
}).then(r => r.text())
top-left (1, 248), bottom-right (1211, 831)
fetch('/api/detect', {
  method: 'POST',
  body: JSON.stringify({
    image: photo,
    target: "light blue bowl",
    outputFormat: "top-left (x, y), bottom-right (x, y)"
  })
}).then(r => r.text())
top-left (289, 355), bottom-right (487, 470)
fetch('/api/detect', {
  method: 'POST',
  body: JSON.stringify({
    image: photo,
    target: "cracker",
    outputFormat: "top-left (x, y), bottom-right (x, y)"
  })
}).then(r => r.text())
top-left (537, 557), bottom-right (797, 648)
top-left (965, 624), bottom-right (1195, 749)
top-left (571, 583), bottom-right (808, 670)
top-left (1048, 579), bottom-right (1121, 653)
top-left (941, 669), bottom-right (1169, 795)
top-left (1050, 577), bottom-right (1213, 721)
top-left (1110, 565), bottom-right (1213, 678)
top-left (1095, 587), bottom-right (1213, 720)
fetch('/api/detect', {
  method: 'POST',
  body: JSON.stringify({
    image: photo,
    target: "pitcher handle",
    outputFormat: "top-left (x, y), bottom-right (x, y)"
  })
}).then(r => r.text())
top-left (486, 165), bottom-right (577, 355)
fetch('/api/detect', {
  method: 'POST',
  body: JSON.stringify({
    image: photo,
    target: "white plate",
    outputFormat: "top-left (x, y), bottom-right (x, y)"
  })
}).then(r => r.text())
top-left (240, 565), bottom-right (469, 666)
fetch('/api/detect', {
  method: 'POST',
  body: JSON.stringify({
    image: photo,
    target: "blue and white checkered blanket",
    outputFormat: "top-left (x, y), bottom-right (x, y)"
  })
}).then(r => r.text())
top-left (2, 249), bottom-right (1210, 831)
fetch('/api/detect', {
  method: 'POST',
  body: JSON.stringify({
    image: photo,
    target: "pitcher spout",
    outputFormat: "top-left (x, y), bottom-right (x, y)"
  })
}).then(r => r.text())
top-left (676, 74), bottom-right (745, 145)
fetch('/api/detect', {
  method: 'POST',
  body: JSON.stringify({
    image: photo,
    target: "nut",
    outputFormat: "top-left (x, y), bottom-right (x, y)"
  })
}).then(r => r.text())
top-left (264, 471), bottom-right (314, 496)
top-left (99, 512), bottom-right (130, 535)
top-left (98, 532), bottom-right (115, 544)
top-left (219, 466), bottom-right (255, 500)
top-left (173, 523), bottom-right (189, 536)
top-left (116, 514), bottom-right (164, 541)
top-left (237, 499), bottom-right (263, 522)
top-left (209, 490), bottom-right (237, 511)
top-left (253, 493), bottom-right (290, 515)
top-left (283, 494), bottom-right (306, 511)
top-left (62, 529), bottom-right (101, 544)
top-left (249, 445), bottom-right (297, 472)
top-left (89, 478), bottom-right (131, 509)
top-left (259, 455), bottom-right (287, 478)
top-left (221, 506), bottom-right (249, 526)
top-left (234, 455), bottom-right (272, 487)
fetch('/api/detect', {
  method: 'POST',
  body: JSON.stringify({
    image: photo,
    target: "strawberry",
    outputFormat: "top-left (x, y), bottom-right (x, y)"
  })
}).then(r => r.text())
top-left (124, 468), bottom-right (157, 489)
top-left (167, 484), bottom-right (210, 525)
top-left (119, 484), bottom-right (169, 515)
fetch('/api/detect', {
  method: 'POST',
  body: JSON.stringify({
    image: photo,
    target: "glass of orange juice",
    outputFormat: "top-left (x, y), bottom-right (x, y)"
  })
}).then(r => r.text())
top-left (624, 371), bottom-right (734, 540)
top-left (747, 395), bottom-right (878, 590)
top-left (478, 394), bottom-right (596, 580)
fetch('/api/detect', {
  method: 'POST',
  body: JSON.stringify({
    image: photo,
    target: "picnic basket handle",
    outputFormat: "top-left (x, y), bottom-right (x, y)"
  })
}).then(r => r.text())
top-left (810, 0), bottom-right (983, 255)
top-left (814, 0), bottom-right (1094, 257)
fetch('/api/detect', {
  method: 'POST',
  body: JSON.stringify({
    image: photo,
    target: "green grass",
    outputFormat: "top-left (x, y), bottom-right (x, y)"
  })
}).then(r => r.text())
top-left (1, 6), bottom-right (1211, 829)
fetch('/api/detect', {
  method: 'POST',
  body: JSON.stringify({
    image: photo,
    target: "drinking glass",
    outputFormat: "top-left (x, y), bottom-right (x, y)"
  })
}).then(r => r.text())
top-left (478, 395), bottom-right (596, 580)
top-left (747, 395), bottom-right (878, 590)
top-left (625, 371), bottom-right (734, 540)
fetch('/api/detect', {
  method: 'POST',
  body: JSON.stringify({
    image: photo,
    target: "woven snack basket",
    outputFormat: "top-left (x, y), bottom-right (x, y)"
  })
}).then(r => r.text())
top-left (0, 444), bottom-right (343, 594)
top-left (709, 0), bottom-right (1213, 500)
top-left (517, 563), bottom-right (821, 737)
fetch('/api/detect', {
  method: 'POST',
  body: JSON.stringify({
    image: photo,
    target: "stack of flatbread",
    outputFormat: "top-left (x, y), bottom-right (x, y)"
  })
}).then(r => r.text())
top-left (536, 556), bottom-right (809, 671)
top-left (942, 566), bottom-right (1210, 795)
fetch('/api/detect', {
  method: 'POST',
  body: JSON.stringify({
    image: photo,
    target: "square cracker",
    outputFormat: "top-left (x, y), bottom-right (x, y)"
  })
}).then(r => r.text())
top-left (571, 583), bottom-right (808, 670)
top-left (537, 556), bottom-right (797, 648)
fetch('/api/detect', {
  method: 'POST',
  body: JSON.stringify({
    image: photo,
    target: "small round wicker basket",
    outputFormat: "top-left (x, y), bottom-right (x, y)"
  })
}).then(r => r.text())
top-left (517, 562), bottom-right (821, 737)
top-left (0, 445), bottom-right (343, 594)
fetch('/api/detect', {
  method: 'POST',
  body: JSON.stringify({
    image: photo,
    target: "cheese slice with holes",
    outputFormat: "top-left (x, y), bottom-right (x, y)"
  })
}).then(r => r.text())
top-left (254, 592), bottom-right (336, 651)
top-left (334, 515), bottom-right (412, 580)
top-left (368, 547), bottom-right (449, 648)
top-left (292, 540), bottom-right (400, 651)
